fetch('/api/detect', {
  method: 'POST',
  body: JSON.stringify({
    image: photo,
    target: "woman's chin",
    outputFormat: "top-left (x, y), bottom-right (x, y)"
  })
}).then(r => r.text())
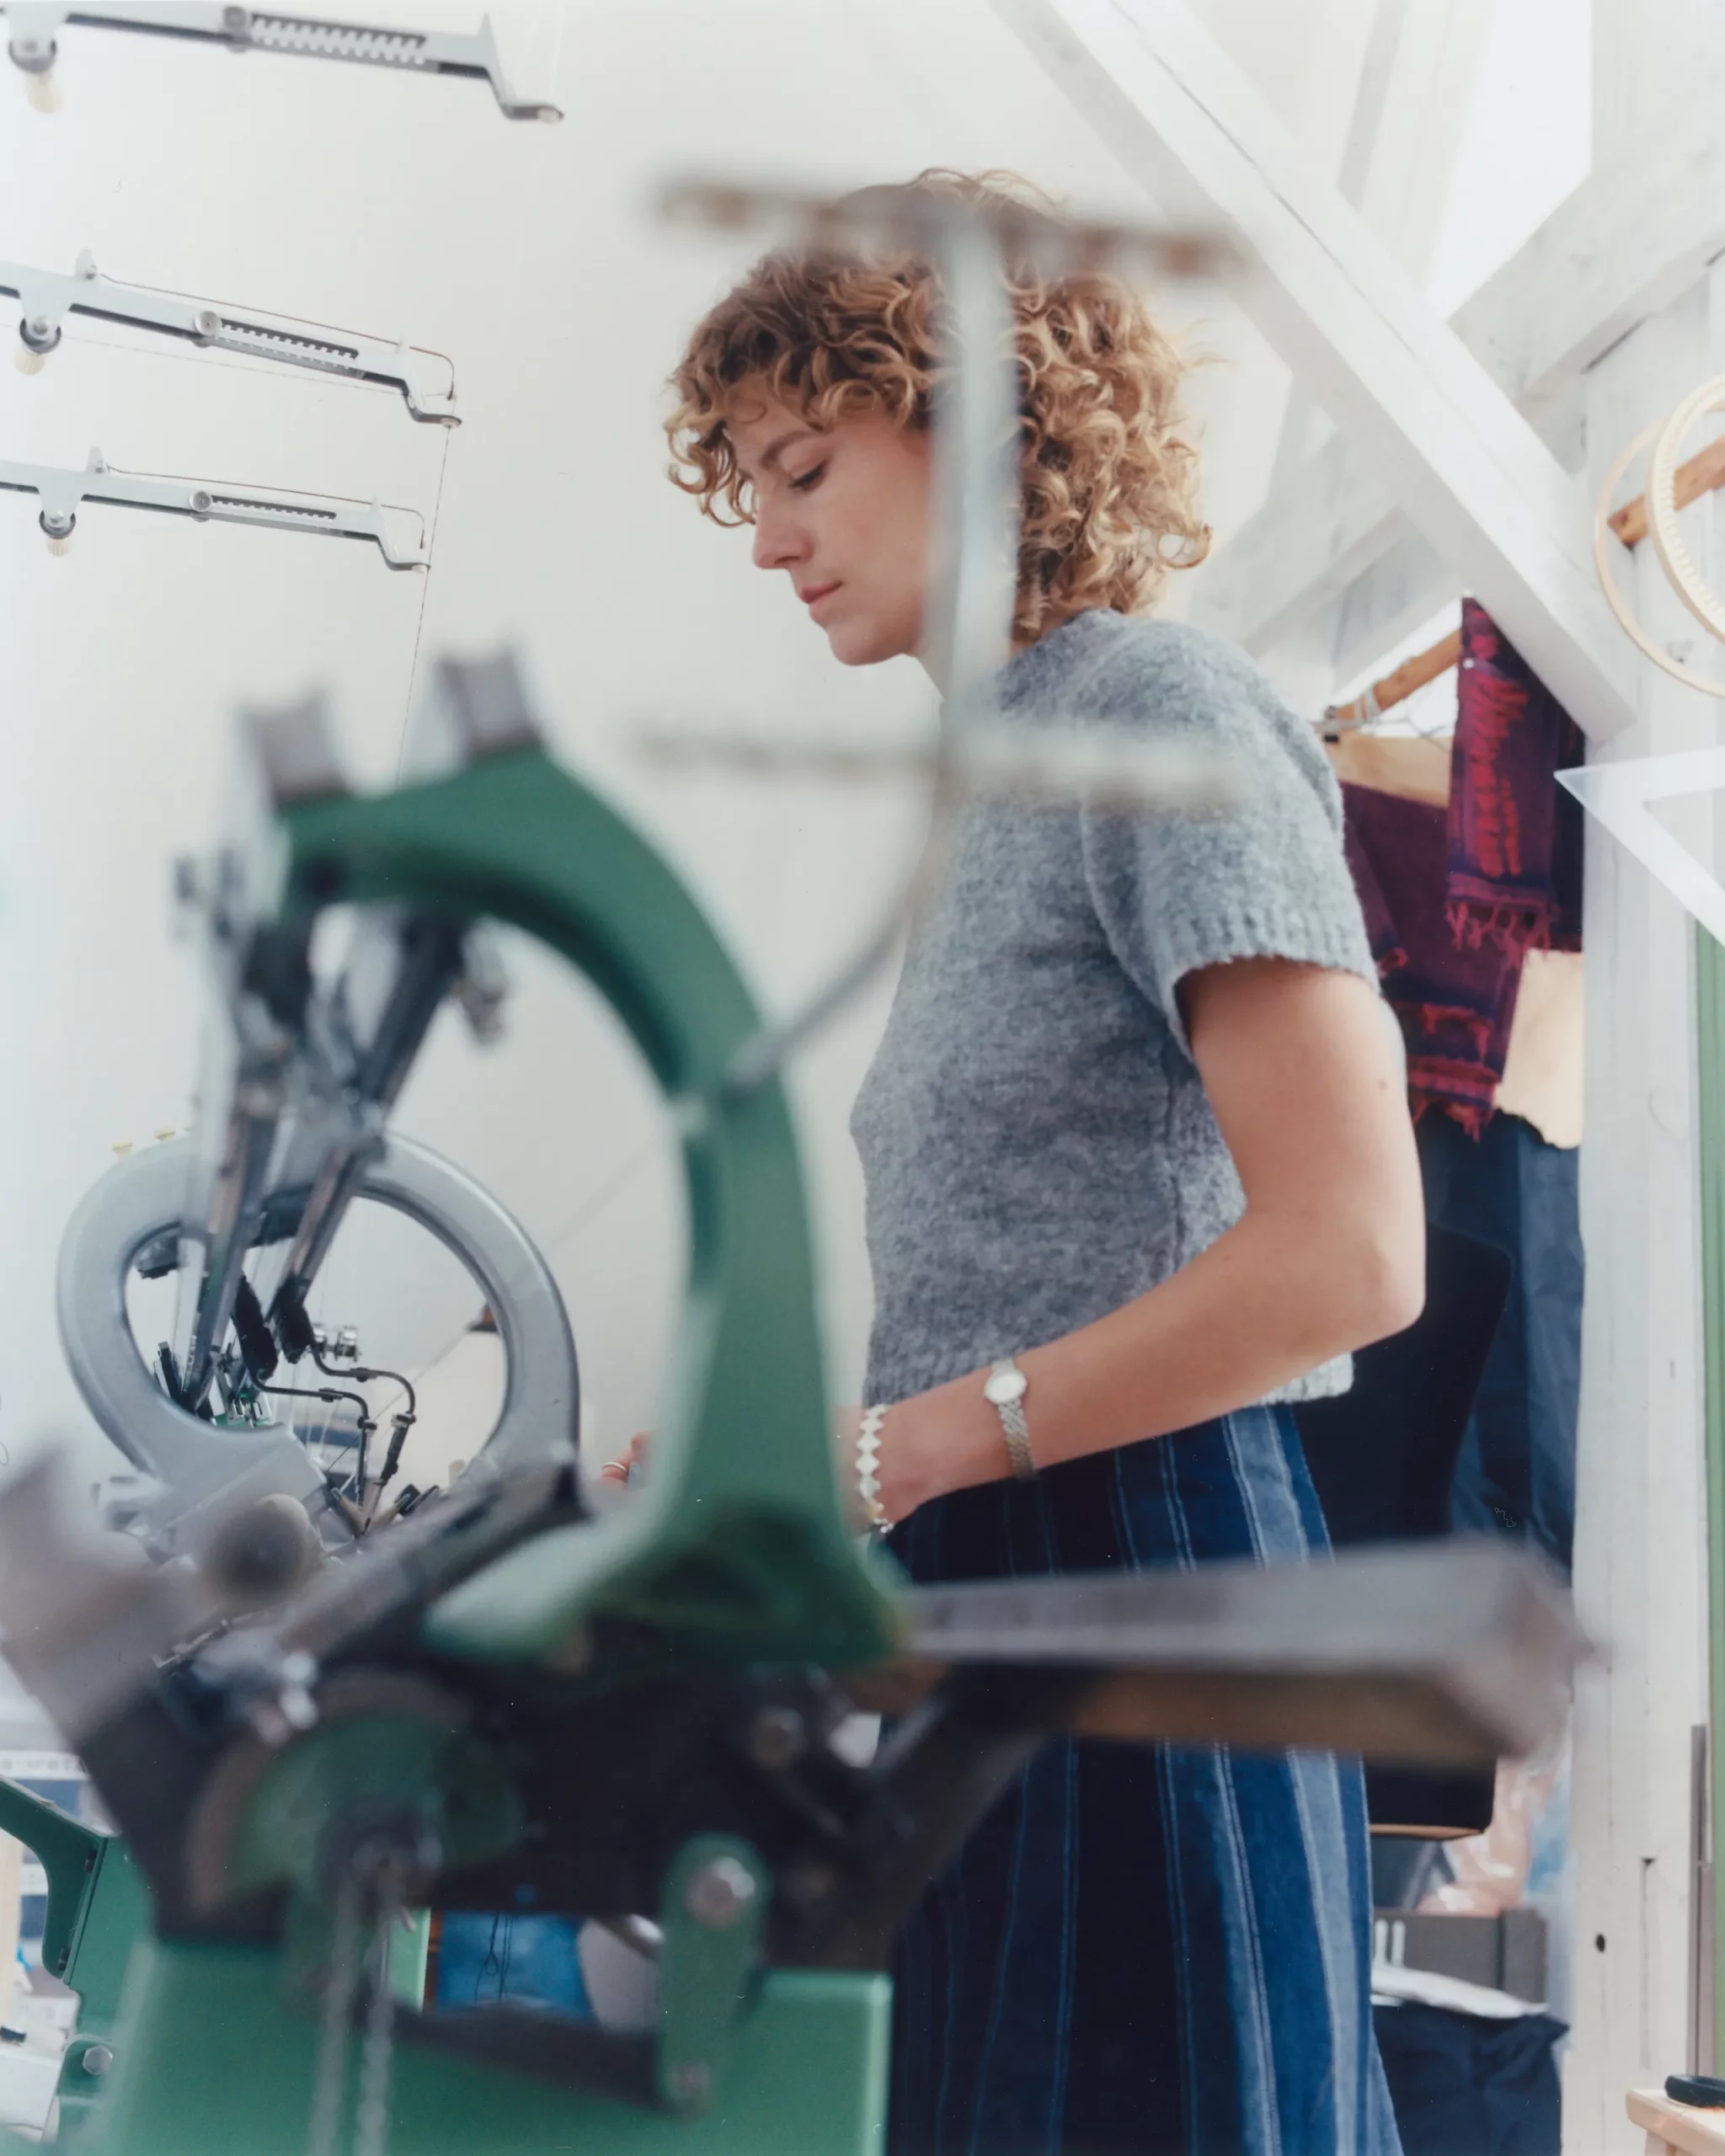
top-left (825, 618), bottom-right (902, 669)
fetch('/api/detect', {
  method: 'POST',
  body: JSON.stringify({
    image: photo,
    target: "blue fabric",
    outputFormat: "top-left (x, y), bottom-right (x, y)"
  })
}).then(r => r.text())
top-left (885, 1405), bottom-right (1400, 2156)
top-left (1371, 2004), bottom-right (1564, 2155)
top-left (1416, 1113), bottom-right (1580, 1575)
top-left (435, 1913), bottom-right (590, 2015)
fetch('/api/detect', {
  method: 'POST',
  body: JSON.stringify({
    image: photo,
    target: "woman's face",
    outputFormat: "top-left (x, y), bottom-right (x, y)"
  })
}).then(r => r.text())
top-left (729, 382), bottom-right (934, 669)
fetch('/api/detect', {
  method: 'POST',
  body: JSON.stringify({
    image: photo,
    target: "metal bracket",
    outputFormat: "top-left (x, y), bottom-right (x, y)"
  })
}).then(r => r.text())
top-left (3, 249), bottom-right (458, 422)
top-left (655, 1838), bottom-right (769, 2116)
top-left (2, 3), bottom-right (563, 120)
top-left (0, 446), bottom-right (429, 566)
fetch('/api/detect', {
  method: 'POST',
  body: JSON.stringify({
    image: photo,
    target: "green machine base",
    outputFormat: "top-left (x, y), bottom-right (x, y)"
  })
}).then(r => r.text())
top-left (77, 1943), bottom-right (886, 2156)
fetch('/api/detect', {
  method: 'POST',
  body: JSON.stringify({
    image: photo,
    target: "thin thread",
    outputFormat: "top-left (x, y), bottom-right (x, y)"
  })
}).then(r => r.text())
top-left (400, 1131), bottom-right (667, 1396)
top-left (46, 319), bottom-right (427, 403)
top-left (476, 1913), bottom-right (504, 2001)
top-left (89, 266), bottom-right (451, 366)
top-left (393, 422), bottom-right (453, 787)
top-left (43, 439), bottom-right (424, 531)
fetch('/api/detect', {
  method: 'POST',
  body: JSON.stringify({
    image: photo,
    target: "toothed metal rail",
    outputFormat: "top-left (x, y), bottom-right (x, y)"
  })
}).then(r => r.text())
top-left (3, 249), bottom-right (458, 421)
top-left (2, 3), bottom-right (563, 120)
top-left (0, 446), bottom-right (430, 565)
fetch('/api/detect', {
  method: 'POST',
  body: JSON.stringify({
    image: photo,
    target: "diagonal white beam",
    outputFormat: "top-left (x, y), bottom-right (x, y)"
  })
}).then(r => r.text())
top-left (996, 0), bottom-right (1638, 739)
top-left (1268, 0), bottom-right (1490, 488)
top-left (1347, 0), bottom-right (1492, 287)
top-left (1199, 103), bottom-right (1725, 663)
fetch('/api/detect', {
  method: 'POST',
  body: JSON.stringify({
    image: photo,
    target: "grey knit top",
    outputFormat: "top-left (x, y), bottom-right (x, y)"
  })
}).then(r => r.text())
top-left (852, 608), bottom-right (1377, 1412)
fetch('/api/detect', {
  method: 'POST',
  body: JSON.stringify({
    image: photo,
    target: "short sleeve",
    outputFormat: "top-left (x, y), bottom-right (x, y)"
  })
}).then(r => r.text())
top-left (1076, 622), bottom-right (1376, 1061)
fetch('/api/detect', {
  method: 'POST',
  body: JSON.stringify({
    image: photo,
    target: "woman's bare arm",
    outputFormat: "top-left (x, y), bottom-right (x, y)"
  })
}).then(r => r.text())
top-left (873, 958), bottom-right (1424, 1520)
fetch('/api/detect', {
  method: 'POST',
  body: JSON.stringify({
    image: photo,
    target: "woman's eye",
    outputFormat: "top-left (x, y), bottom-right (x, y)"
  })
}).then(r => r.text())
top-left (788, 462), bottom-right (827, 494)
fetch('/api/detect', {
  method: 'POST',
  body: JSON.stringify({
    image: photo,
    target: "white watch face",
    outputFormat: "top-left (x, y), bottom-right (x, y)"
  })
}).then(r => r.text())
top-left (985, 1365), bottom-right (1028, 1406)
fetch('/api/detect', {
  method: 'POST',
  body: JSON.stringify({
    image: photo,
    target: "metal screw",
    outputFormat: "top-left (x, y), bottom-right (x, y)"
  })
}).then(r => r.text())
top-left (10, 36), bottom-right (53, 70)
top-left (40, 510), bottom-right (72, 539)
top-left (748, 1705), bottom-right (807, 1772)
top-left (782, 1858), bottom-right (838, 1910)
top-left (194, 308), bottom-right (221, 339)
top-left (223, 5), bottom-right (250, 32)
top-left (669, 2063), bottom-right (711, 2105)
top-left (190, 489), bottom-right (212, 515)
top-left (684, 1855), bottom-right (756, 1929)
top-left (80, 2043), bottom-right (114, 2078)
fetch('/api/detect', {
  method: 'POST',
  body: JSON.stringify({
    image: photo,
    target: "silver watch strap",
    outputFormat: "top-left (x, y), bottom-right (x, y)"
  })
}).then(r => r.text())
top-left (985, 1358), bottom-right (1037, 1481)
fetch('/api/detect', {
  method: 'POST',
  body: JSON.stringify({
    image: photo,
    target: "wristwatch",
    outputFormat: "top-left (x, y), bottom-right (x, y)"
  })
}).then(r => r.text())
top-left (984, 1357), bottom-right (1037, 1481)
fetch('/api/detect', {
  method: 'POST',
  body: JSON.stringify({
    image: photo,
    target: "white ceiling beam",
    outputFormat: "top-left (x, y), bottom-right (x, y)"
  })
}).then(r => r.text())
top-left (996, 0), bottom-right (1638, 738)
top-left (1350, 0), bottom-right (1491, 280)
top-left (1594, 0), bottom-right (1725, 173)
top-left (1268, 0), bottom-right (1491, 488)
top-left (1330, 524), bottom-right (1450, 686)
top-left (1194, 95), bottom-right (1725, 665)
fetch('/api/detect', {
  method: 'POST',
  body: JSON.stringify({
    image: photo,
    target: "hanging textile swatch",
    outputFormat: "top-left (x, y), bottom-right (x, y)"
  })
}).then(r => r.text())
top-left (1340, 600), bottom-right (1586, 1133)
top-left (1343, 782), bottom-right (1523, 1132)
top-left (1447, 597), bottom-right (1585, 958)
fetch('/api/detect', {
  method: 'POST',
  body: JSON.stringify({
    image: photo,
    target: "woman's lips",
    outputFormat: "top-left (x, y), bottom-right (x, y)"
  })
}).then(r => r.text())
top-left (804, 582), bottom-right (841, 618)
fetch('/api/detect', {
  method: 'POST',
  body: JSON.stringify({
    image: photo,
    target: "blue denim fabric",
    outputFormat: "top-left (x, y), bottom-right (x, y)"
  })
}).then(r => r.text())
top-left (1417, 1113), bottom-right (1581, 1575)
top-left (435, 1913), bottom-right (590, 2015)
top-left (1373, 2004), bottom-right (1564, 2155)
top-left (885, 1406), bottom-right (1401, 2156)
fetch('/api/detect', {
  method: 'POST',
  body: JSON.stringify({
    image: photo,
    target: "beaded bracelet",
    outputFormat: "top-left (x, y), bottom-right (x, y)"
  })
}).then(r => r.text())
top-left (853, 1403), bottom-right (890, 1531)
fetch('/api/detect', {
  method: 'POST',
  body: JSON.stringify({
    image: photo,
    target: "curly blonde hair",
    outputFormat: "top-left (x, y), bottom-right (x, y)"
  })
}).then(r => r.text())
top-left (665, 170), bottom-right (1210, 647)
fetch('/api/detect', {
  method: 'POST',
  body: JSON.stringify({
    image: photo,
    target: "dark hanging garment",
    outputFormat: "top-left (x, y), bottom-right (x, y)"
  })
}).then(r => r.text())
top-left (1418, 1111), bottom-right (1582, 1577)
top-left (1295, 1224), bottom-right (1509, 1835)
top-left (1372, 2002), bottom-right (1566, 2156)
top-left (1337, 601), bottom-right (1584, 1583)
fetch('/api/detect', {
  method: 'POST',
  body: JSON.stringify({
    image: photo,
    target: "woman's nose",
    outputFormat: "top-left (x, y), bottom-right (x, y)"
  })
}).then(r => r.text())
top-left (752, 499), bottom-right (808, 574)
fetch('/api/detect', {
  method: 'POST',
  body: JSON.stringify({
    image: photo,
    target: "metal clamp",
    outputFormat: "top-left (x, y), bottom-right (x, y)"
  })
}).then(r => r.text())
top-left (0, 447), bottom-right (429, 566)
top-left (2, 3), bottom-right (562, 120)
top-left (3, 250), bottom-right (457, 422)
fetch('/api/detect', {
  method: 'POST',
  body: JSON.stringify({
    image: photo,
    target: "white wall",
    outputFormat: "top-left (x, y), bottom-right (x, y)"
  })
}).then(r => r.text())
top-left (0, 0), bottom-right (1336, 1476)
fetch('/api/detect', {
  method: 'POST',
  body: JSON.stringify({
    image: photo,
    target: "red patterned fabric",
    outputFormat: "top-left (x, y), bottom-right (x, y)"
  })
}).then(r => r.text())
top-left (1446, 598), bottom-right (1585, 958)
top-left (1343, 781), bottom-right (1521, 1134)
top-left (1340, 601), bottom-right (1585, 1134)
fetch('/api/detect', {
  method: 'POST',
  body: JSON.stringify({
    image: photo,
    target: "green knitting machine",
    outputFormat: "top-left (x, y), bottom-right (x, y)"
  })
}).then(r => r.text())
top-left (0, 651), bottom-right (1578, 2156)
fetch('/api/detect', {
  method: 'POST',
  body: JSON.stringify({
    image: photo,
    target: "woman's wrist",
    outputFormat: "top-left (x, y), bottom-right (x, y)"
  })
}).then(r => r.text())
top-left (876, 1370), bottom-right (1027, 1518)
top-left (840, 1359), bottom-right (1043, 1530)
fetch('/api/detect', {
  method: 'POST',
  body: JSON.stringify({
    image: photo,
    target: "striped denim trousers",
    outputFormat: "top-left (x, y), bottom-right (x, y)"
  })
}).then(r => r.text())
top-left (885, 1404), bottom-right (1402, 2156)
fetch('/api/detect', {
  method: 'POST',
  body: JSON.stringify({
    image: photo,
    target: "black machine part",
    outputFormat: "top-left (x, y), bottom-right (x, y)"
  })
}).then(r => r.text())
top-left (1667, 2075), bottom-right (1725, 2108)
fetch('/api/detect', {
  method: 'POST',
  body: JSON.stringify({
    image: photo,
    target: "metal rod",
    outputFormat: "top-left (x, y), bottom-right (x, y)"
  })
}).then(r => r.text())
top-left (1323, 627), bottom-right (1462, 735)
top-left (722, 200), bottom-right (1023, 1098)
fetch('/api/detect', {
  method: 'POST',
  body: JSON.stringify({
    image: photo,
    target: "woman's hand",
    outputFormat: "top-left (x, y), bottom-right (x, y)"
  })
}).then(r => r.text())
top-left (598, 1431), bottom-right (649, 1488)
top-left (595, 1406), bottom-right (951, 1527)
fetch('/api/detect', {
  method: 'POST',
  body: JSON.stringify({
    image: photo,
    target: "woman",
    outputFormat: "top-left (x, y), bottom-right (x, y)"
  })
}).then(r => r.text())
top-left (656, 172), bottom-right (1421, 2155)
